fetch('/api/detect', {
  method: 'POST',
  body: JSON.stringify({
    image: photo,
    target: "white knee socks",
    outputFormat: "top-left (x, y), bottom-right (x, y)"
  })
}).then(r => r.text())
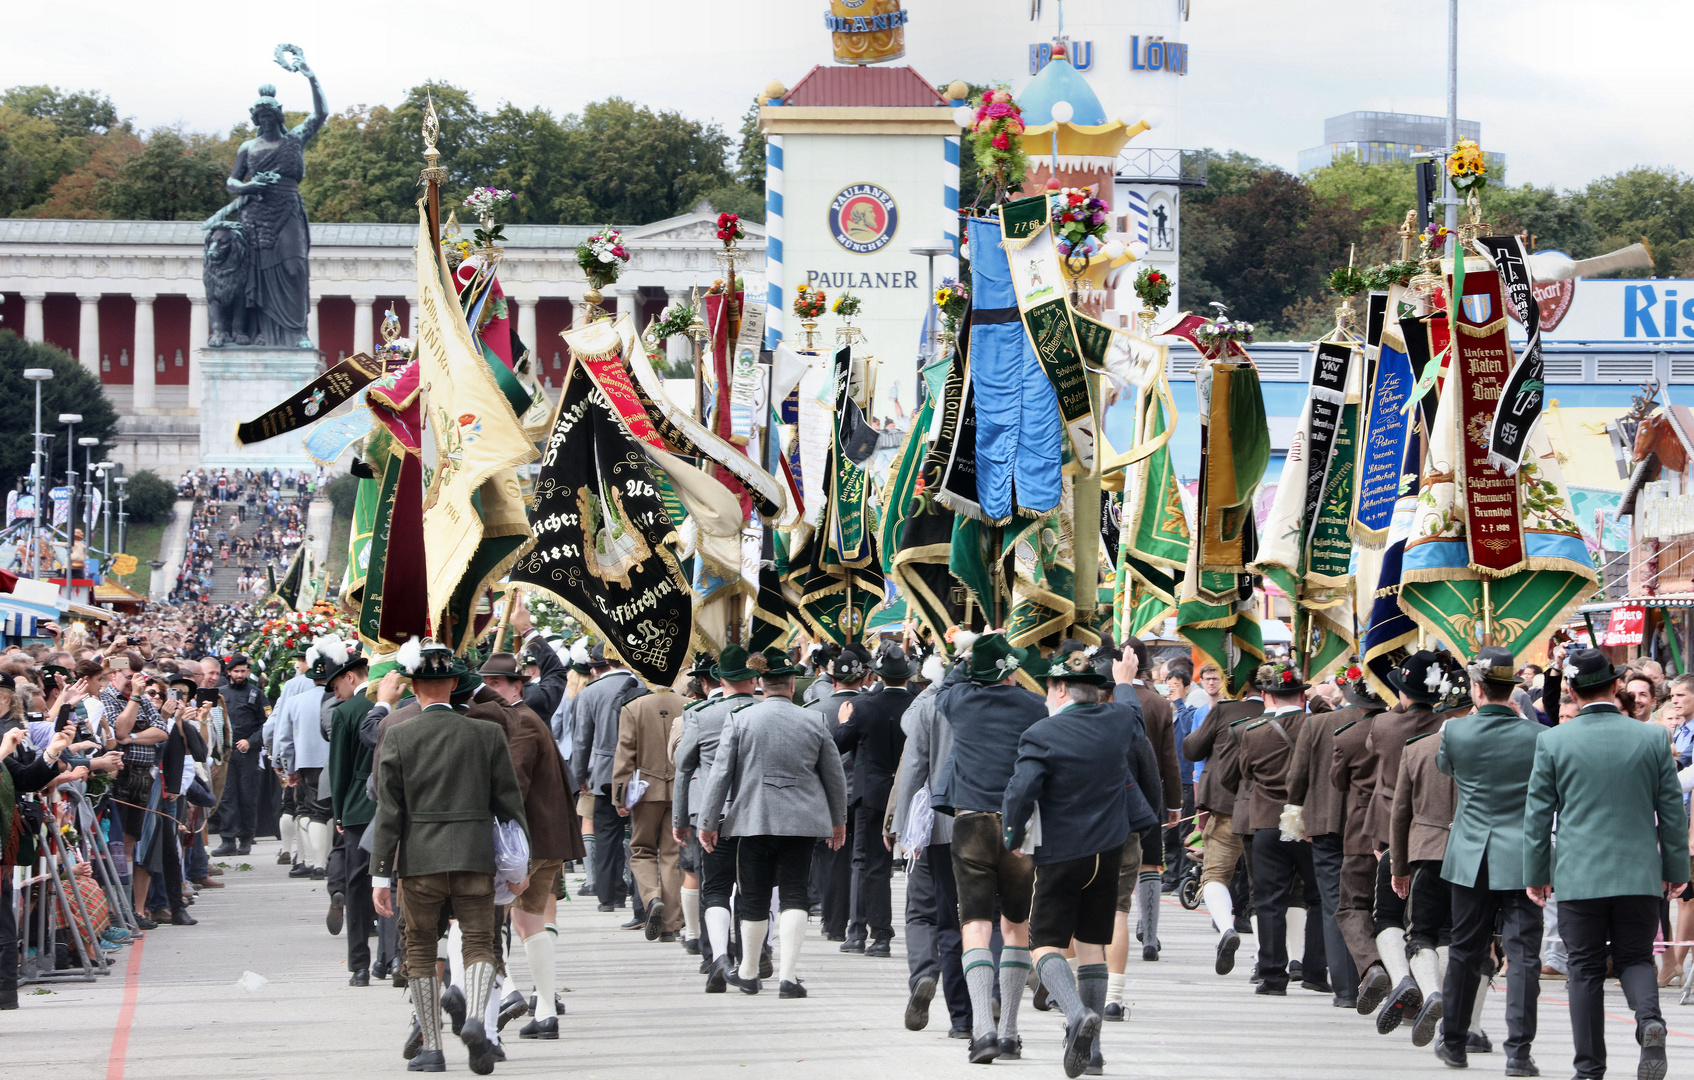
top-left (1375, 928), bottom-right (1410, 985)
top-left (447, 922), bottom-right (465, 990)
top-left (307, 820), bottom-right (332, 870)
top-left (1286, 905), bottom-right (1305, 964)
top-left (778, 908), bottom-right (806, 983)
top-left (1409, 946), bottom-right (1440, 996)
top-left (482, 970), bottom-right (503, 1040)
top-left (279, 814), bottom-right (298, 862)
top-left (681, 887), bottom-right (701, 943)
top-left (523, 931), bottom-right (556, 1020)
top-left (1435, 945), bottom-right (1449, 985)
top-left (739, 920), bottom-right (768, 980)
top-left (1470, 970), bottom-right (1489, 1029)
top-left (1106, 970), bottom-right (1126, 1006)
top-left (1202, 881), bottom-right (1235, 939)
top-left (705, 906), bottom-right (732, 963)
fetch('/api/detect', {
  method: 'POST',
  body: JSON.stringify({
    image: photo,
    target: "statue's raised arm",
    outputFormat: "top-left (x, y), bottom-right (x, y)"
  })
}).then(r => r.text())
top-left (274, 43), bottom-right (328, 145)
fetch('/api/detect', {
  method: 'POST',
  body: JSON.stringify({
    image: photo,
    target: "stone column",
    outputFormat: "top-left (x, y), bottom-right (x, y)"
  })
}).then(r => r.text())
top-left (188, 296), bottom-right (208, 408)
top-left (132, 293), bottom-right (157, 409)
top-left (514, 296), bottom-right (538, 356)
top-left (307, 296), bottom-right (320, 353)
top-left (77, 293), bottom-right (101, 376)
top-left (353, 295), bottom-right (375, 357)
top-left (666, 288), bottom-right (694, 369)
top-left (21, 293), bottom-right (45, 343)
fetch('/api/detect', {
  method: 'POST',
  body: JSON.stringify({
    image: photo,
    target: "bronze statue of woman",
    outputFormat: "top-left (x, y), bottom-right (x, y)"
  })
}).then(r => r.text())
top-left (223, 47), bottom-right (327, 348)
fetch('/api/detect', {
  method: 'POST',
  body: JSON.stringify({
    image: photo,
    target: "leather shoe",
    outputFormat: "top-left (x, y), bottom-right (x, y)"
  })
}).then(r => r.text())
top-left (525, 993), bottom-right (565, 1017)
top-left (211, 841), bottom-right (239, 857)
top-left (967, 1032), bottom-right (1001, 1064)
top-left (170, 907), bottom-right (197, 926)
top-left (658, 931), bottom-right (678, 943)
top-left (519, 1016), bottom-right (558, 1040)
top-left (948, 1026), bottom-right (971, 1039)
top-left (644, 899), bottom-right (666, 940)
top-left (865, 937), bottom-right (892, 958)
top-left (1333, 995), bottom-right (1358, 1009)
top-left (824, 930), bottom-right (846, 942)
top-left (1468, 1030), bottom-right (1493, 1054)
top-left (206, 865), bottom-right (224, 876)
top-left (372, 961), bottom-right (389, 981)
top-left (1434, 1042), bottom-right (1468, 1069)
top-left (349, 970), bottom-right (370, 987)
top-left (406, 1049), bottom-right (445, 1073)
top-left (904, 975), bottom-right (935, 1031)
top-left (1412, 992), bottom-right (1444, 1048)
top-left (311, 866), bottom-right (326, 879)
top-left (839, 935), bottom-right (866, 953)
top-left (1215, 928), bottom-right (1241, 975)
top-left (441, 984), bottom-right (467, 1036)
top-left (597, 903), bottom-right (616, 912)
top-left (327, 892), bottom-right (345, 936)
top-left (705, 955), bottom-right (729, 993)
top-left (998, 1035), bottom-right (1022, 1060)
top-left (1356, 962), bottom-right (1393, 1015)
top-left (683, 937), bottom-right (702, 955)
top-left (496, 990), bottom-right (526, 1031)
top-left (725, 969), bottom-right (760, 995)
top-left (779, 979), bottom-right (807, 998)
top-left (133, 915), bottom-right (157, 930)
top-left (403, 1018), bottom-right (422, 1059)
top-left (1302, 977), bottom-right (1333, 994)
top-left (276, 850), bottom-right (293, 865)
top-left (289, 863), bottom-right (314, 878)
top-left (1376, 975), bottom-right (1423, 1035)
top-left (1033, 979), bottom-right (1054, 1011)
top-left (1503, 1055), bottom-right (1538, 1076)
top-left (460, 1018), bottom-right (494, 1076)
top-left (1255, 982), bottom-right (1288, 996)
top-left (759, 944), bottom-right (773, 980)
top-left (620, 916), bottom-right (645, 930)
top-left (193, 877), bottom-right (225, 889)
top-left (1103, 1001), bottom-right (1125, 1021)
top-left (1143, 944), bottom-right (1159, 962)
top-left (1640, 1018), bottom-right (1667, 1080)
top-left (236, 842), bottom-right (251, 855)
top-left (1062, 1011), bottom-right (1101, 1079)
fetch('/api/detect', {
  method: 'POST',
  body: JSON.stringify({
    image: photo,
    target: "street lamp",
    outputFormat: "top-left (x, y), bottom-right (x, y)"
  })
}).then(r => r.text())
top-left (59, 413), bottom-right (82, 577)
top-left (79, 436), bottom-right (99, 564)
top-left (114, 475), bottom-right (129, 555)
top-left (95, 462), bottom-right (115, 556)
top-left (22, 367), bottom-right (52, 579)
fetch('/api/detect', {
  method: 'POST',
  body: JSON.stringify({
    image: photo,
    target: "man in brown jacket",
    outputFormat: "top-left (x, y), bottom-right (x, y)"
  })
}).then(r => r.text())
top-left (478, 654), bottom-right (585, 1041)
top-left (1288, 666), bottom-right (1358, 1007)
top-left (1329, 676), bottom-right (1390, 1012)
top-left (1390, 723), bottom-right (1458, 1049)
top-left (614, 681), bottom-right (685, 945)
top-left (1117, 637), bottom-right (1181, 963)
top-left (1236, 660), bottom-right (1325, 997)
top-left (1182, 675), bottom-right (1262, 977)
top-left (1364, 651), bottom-right (1447, 1036)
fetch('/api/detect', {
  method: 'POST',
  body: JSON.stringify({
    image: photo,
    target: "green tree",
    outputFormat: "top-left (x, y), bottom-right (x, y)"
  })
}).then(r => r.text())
top-left (94, 128), bottom-right (230, 221)
top-left (324, 471), bottom-right (359, 517)
top-left (1577, 166), bottom-right (1694, 277)
top-left (0, 85), bottom-right (127, 215)
top-left (1486, 182), bottom-right (1597, 259)
top-left (735, 97), bottom-right (765, 195)
top-left (120, 468), bottom-right (174, 525)
top-left (301, 82), bottom-right (485, 224)
top-left (2, 86), bottom-right (119, 136)
top-left (558, 97), bottom-right (731, 225)
top-left (0, 333), bottom-right (118, 496)
top-left (1305, 152), bottom-right (1420, 261)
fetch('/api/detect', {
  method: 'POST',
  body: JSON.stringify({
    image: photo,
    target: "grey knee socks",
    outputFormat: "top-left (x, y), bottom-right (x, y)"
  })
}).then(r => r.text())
top-left (998, 946), bottom-right (1031, 1040)
top-left (964, 948), bottom-right (996, 1040)
top-left (1036, 952), bottom-right (1088, 1028)
top-left (1136, 871), bottom-right (1162, 948)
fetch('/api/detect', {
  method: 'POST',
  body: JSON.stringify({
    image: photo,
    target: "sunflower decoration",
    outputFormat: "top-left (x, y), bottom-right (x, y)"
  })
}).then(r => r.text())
top-left (1447, 138), bottom-right (1488, 194)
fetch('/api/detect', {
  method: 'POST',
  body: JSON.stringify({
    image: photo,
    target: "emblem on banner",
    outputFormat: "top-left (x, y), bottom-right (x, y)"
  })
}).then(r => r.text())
top-left (829, 184), bottom-right (899, 253)
top-left (1461, 292), bottom-right (1493, 324)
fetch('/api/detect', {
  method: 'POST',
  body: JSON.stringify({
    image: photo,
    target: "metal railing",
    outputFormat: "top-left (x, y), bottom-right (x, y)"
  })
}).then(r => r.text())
top-left (1116, 148), bottom-right (1208, 187)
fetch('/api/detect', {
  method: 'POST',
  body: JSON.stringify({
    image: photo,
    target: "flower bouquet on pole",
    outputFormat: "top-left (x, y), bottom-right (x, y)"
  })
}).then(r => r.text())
top-left (575, 228), bottom-right (629, 321)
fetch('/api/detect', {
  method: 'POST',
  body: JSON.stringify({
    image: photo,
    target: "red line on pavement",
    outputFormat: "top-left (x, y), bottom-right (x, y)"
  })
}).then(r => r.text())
top-left (1536, 993), bottom-right (1694, 1040)
top-left (105, 935), bottom-right (146, 1080)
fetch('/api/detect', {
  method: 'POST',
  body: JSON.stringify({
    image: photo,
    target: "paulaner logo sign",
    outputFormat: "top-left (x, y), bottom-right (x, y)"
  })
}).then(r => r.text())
top-left (829, 184), bottom-right (899, 254)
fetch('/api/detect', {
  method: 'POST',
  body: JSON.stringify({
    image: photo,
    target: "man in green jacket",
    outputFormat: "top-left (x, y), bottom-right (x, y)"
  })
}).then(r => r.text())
top-left (326, 645), bottom-right (377, 987)
top-left (1434, 647), bottom-right (1544, 1074)
top-left (372, 639), bottom-right (528, 1075)
top-left (1524, 648), bottom-right (1688, 1080)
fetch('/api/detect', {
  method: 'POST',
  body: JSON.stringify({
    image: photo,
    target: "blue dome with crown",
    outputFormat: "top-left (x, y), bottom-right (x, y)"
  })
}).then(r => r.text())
top-left (1020, 55), bottom-right (1108, 126)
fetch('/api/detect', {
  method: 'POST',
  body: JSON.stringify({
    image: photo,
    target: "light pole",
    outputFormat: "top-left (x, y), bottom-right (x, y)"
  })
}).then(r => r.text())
top-left (909, 239), bottom-right (953, 386)
top-left (1443, 0), bottom-right (1459, 234)
top-left (60, 413), bottom-right (82, 577)
top-left (79, 436), bottom-right (99, 562)
top-left (95, 462), bottom-right (114, 556)
top-left (114, 476), bottom-right (129, 554)
top-left (22, 368), bottom-right (53, 579)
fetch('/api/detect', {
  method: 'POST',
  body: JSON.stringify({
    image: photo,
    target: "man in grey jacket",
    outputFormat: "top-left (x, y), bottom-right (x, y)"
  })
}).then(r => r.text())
top-left (699, 648), bottom-right (848, 999)
top-left (571, 645), bottom-right (645, 912)
top-left (891, 653), bottom-right (971, 1037)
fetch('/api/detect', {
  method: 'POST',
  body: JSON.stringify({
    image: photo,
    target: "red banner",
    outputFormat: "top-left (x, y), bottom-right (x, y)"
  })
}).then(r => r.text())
top-left (1605, 604), bottom-right (1646, 646)
top-left (1449, 264), bottom-right (1527, 576)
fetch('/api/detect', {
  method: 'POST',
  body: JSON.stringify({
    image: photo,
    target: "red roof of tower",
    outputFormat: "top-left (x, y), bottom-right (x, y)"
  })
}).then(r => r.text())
top-left (783, 65), bottom-right (946, 108)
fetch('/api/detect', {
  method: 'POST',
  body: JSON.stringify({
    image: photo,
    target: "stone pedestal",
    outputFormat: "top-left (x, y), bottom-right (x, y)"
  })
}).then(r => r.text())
top-left (197, 346), bottom-right (322, 470)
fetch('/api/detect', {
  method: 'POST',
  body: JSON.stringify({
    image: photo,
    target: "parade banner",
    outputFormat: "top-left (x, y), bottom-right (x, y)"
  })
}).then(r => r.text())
top-left (413, 208), bottom-right (537, 647)
top-left (1299, 341), bottom-right (1354, 548)
top-left (1450, 263), bottom-right (1528, 576)
top-left (1197, 362), bottom-right (1269, 575)
top-left (1002, 205), bottom-right (1097, 475)
top-left (234, 352), bottom-right (382, 446)
top-left (1351, 318), bottom-right (1415, 546)
top-left (1123, 385), bottom-right (1189, 570)
top-left (1475, 235), bottom-right (1545, 476)
top-left (508, 357), bottom-right (692, 688)
top-left (925, 344), bottom-right (982, 520)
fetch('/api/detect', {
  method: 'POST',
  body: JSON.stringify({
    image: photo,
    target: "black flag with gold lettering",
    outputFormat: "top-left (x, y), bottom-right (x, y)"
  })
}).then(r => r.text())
top-left (508, 360), bottom-right (692, 687)
top-left (234, 352), bottom-right (383, 446)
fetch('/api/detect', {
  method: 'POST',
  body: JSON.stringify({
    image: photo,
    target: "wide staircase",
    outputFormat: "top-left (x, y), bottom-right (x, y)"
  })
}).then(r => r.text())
top-left (199, 491), bottom-right (299, 606)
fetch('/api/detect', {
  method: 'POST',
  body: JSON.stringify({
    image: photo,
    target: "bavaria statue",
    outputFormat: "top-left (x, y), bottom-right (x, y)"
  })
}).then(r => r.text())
top-left (201, 43), bottom-right (328, 349)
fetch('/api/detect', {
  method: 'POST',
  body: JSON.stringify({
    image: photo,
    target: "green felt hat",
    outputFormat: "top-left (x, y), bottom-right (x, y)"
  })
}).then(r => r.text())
top-left (967, 633), bottom-right (1026, 684)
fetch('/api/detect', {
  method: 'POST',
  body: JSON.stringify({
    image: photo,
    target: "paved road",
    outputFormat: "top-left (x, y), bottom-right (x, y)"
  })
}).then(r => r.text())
top-left (9, 841), bottom-right (1688, 1079)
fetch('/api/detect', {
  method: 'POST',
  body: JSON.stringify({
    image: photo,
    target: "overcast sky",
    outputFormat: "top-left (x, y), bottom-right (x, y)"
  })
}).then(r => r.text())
top-left (6, 0), bottom-right (1689, 191)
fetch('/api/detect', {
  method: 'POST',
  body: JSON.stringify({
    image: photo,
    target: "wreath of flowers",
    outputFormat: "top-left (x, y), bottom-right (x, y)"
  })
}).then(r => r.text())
top-left (1050, 188), bottom-right (1110, 261)
top-left (1195, 318), bottom-right (1255, 346)
top-left (463, 187), bottom-right (514, 246)
top-left (966, 87), bottom-right (1029, 195)
top-left (1327, 264), bottom-right (1371, 298)
top-left (832, 291), bottom-right (862, 318)
top-left (1253, 658), bottom-right (1304, 691)
top-left (1448, 138), bottom-right (1488, 194)
top-left (934, 277), bottom-right (969, 332)
top-left (792, 282), bottom-right (828, 320)
top-left (715, 211), bottom-right (743, 245)
top-left (1363, 260), bottom-right (1421, 291)
top-left (649, 300), bottom-right (697, 341)
top-left (244, 602), bottom-right (356, 696)
top-left (575, 228), bottom-right (629, 290)
top-left (1134, 266), bottom-right (1172, 311)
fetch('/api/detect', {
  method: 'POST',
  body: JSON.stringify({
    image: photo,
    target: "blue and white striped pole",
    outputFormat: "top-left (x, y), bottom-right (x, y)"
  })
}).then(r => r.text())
top-left (943, 133), bottom-right (960, 256)
top-left (765, 134), bottom-right (784, 349)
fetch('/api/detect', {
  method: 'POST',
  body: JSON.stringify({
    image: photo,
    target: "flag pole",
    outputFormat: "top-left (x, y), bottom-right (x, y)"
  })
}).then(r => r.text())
top-left (420, 92), bottom-right (445, 248)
